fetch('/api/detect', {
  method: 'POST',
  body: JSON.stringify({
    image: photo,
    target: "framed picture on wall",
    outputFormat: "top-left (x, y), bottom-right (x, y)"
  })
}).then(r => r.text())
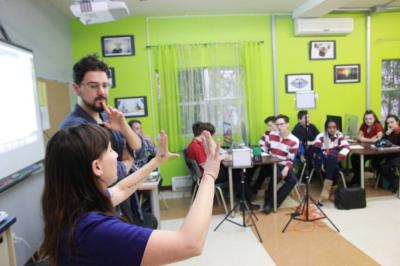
top-left (334, 64), bottom-right (360, 83)
top-left (309, 40), bottom-right (336, 60)
top-left (285, 73), bottom-right (313, 93)
top-left (115, 96), bottom-right (148, 117)
top-left (101, 35), bottom-right (135, 57)
top-left (108, 67), bottom-right (116, 88)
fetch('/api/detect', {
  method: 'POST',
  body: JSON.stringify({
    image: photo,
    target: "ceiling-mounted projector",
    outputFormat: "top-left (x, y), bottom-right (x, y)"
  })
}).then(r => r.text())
top-left (70, 0), bottom-right (130, 25)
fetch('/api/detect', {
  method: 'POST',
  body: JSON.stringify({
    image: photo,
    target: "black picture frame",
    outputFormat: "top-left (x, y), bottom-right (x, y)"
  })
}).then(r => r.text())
top-left (115, 96), bottom-right (148, 118)
top-left (285, 73), bottom-right (314, 93)
top-left (309, 40), bottom-right (336, 60)
top-left (101, 35), bottom-right (135, 57)
top-left (334, 64), bottom-right (360, 84)
top-left (108, 67), bottom-right (116, 88)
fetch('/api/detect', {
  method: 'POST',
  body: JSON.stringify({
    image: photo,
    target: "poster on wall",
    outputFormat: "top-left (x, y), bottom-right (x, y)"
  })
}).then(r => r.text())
top-left (115, 96), bottom-right (148, 117)
top-left (334, 64), bottom-right (360, 83)
top-left (101, 35), bottom-right (135, 57)
top-left (309, 40), bottom-right (336, 60)
top-left (285, 73), bottom-right (314, 93)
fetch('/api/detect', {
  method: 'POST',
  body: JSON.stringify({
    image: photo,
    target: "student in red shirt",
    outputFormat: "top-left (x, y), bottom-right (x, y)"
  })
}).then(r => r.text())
top-left (349, 110), bottom-right (384, 186)
top-left (186, 122), bottom-right (259, 209)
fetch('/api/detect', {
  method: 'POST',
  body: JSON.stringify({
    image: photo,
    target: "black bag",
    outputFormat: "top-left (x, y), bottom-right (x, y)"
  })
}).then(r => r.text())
top-left (334, 187), bottom-right (366, 210)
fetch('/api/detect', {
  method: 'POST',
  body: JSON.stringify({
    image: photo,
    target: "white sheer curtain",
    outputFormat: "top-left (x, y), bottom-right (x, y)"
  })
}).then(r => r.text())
top-left (174, 43), bottom-right (248, 147)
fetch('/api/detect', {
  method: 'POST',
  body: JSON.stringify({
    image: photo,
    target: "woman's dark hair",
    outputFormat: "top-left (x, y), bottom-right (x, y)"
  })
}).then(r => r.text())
top-left (384, 114), bottom-right (400, 132)
top-left (325, 119), bottom-right (338, 131)
top-left (73, 54), bottom-right (110, 85)
top-left (40, 124), bottom-right (115, 266)
top-left (362, 110), bottom-right (382, 127)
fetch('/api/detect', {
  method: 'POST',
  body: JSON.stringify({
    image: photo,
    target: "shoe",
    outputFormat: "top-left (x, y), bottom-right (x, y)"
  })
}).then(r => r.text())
top-left (261, 204), bottom-right (272, 215)
top-left (317, 201), bottom-right (324, 207)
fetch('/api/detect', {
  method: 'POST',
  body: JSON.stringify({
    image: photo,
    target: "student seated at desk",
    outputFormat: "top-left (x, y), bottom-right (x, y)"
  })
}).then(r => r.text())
top-left (186, 122), bottom-right (258, 209)
top-left (41, 124), bottom-right (221, 266)
top-left (313, 119), bottom-right (350, 205)
top-left (249, 115), bottom-right (277, 194)
top-left (129, 119), bottom-right (157, 171)
top-left (349, 110), bottom-right (384, 186)
top-left (261, 114), bottom-right (299, 214)
top-left (373, 114), bottom-right (400, 191)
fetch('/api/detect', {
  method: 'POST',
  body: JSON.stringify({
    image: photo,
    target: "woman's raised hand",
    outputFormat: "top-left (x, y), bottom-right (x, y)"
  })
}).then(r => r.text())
top-left (156, 130), bottom-right (179, 163)
top-left (200, 131), bottom-right (221, 180)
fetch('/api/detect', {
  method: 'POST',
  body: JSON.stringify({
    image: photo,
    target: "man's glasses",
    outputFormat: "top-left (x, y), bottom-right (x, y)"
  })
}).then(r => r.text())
top-left (81, 82), bottom-right (111, 91)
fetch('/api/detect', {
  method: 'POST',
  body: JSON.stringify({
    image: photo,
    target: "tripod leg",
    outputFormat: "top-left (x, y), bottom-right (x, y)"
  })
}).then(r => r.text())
top-left (308, 196), bottom-right (340, 232)
top-left (214, 202), bottom-right (241, 231)
top-left (245, 206), bottom-right (263, 243)
top-left (282, 187), bottom-right (308, 233)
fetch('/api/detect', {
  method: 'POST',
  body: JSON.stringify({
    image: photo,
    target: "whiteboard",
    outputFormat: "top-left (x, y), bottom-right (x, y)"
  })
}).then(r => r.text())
top-left (0, 40), bottom-right (45, 180)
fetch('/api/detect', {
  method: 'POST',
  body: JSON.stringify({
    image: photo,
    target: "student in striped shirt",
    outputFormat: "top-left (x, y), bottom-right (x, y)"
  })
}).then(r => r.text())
top-left (261, 115), bottom-right (299, 214)
top-left (313, 119), bottom-right (350, 205)
top-left (249, 116), bottom-right (277, 194)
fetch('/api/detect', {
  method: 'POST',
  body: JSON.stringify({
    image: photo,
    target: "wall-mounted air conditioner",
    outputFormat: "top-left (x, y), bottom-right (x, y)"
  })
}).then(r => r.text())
top-left (294, 18), bottom-right (354, 36)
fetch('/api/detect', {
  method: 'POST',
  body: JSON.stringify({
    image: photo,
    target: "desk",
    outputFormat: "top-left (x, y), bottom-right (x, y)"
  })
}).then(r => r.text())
top-left (0, 216), bottom-right (17, 266)
top-left (222, 156), bottom-right (281, 213)
top-left (138, 175), bottom-right (161, 225)
top-left (350, 143), bottom-right (400, 192)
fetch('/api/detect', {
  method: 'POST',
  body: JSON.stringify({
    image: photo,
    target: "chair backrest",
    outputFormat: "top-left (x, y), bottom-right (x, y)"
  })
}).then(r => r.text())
top-left (183, 148), bottom-right (202, 183)
top-left (186, 158), bottom-right (202, 184)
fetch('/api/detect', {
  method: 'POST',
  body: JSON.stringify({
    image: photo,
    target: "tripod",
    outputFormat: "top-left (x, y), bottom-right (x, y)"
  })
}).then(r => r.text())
top-left (282, 114), bottom-right (340, 233)
top-left (214, 169), bottom-right (263, 243)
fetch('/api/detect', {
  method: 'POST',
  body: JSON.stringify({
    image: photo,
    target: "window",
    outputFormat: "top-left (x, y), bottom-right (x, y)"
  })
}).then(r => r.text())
top-left (178, 67), bottom-right (247, 141)
top-left (382, 60), bottom-right (400, 117)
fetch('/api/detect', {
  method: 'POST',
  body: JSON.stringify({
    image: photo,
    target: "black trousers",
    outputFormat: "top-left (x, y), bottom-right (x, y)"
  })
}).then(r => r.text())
top-left (264, 165), bottom-right (298, 208)
top-left (350, 154), bottom-right (380, 185)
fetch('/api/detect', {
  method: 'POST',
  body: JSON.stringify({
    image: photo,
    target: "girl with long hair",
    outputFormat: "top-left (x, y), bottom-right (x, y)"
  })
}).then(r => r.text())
top-left (349, 110), bottom-right (384, 186)
top-left (40, 124), bottom-right (221, 266)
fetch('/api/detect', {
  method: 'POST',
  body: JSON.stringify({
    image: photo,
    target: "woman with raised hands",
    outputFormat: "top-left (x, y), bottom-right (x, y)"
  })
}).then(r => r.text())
top-left (40, 124), bottom-right (221, 266)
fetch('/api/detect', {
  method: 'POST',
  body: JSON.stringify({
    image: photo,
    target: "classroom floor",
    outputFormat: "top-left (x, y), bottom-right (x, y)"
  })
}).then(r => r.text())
top-left (159, 176), bottom-right (400, 266)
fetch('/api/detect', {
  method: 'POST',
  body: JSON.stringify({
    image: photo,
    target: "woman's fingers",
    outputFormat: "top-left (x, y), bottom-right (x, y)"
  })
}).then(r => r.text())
top-left (214, 140), bottom-right (221, 160)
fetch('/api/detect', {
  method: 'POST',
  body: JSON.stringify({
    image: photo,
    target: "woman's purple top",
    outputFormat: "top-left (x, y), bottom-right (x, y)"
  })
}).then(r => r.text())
top-left (59, 212), bottom-right (153, 266)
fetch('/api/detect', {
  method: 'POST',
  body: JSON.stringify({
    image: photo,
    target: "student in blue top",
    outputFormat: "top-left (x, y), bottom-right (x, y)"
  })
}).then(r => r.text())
top-left (40, 124), bottom-right (221, 266)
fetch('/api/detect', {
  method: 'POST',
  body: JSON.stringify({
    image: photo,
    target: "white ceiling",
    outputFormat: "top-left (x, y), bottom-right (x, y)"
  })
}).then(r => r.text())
top-left (48, 0), bottom-right (400, 18)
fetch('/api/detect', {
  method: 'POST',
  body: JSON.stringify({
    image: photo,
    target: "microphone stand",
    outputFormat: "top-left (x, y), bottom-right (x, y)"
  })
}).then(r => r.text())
top-left (282, 115), bottom-right (339, 233)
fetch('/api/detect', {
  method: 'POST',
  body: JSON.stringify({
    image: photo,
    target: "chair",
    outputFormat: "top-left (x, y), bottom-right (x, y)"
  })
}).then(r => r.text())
top-left (307, 165), bottom-right (347, 188)
top-left (185, 157), bottom-right (228, 214)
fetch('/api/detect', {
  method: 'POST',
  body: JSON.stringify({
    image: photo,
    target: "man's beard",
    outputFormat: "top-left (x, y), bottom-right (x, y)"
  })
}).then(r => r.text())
top-left (82, 96), bottom-right (106, 112)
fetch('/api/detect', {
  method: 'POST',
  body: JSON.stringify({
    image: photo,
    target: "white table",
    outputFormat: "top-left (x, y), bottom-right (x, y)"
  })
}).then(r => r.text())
top-left (222, 156), bottom-right (281, 213)
top-left (138, 173), bottom-right (161, 225)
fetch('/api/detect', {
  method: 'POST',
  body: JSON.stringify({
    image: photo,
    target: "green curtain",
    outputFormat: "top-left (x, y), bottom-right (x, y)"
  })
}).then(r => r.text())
top-left (152, 42), bottom-right (266, 150)
top-left (242, 41), bottom-right (268, 145)
top-left (154, 45), bottom-right (183, 152)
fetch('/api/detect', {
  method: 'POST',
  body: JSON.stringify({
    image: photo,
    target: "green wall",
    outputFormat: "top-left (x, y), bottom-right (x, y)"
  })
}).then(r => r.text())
top-left (71, 12), bottom-right (400, 186)
top-left (276, 14), bottom-right (367, 130)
